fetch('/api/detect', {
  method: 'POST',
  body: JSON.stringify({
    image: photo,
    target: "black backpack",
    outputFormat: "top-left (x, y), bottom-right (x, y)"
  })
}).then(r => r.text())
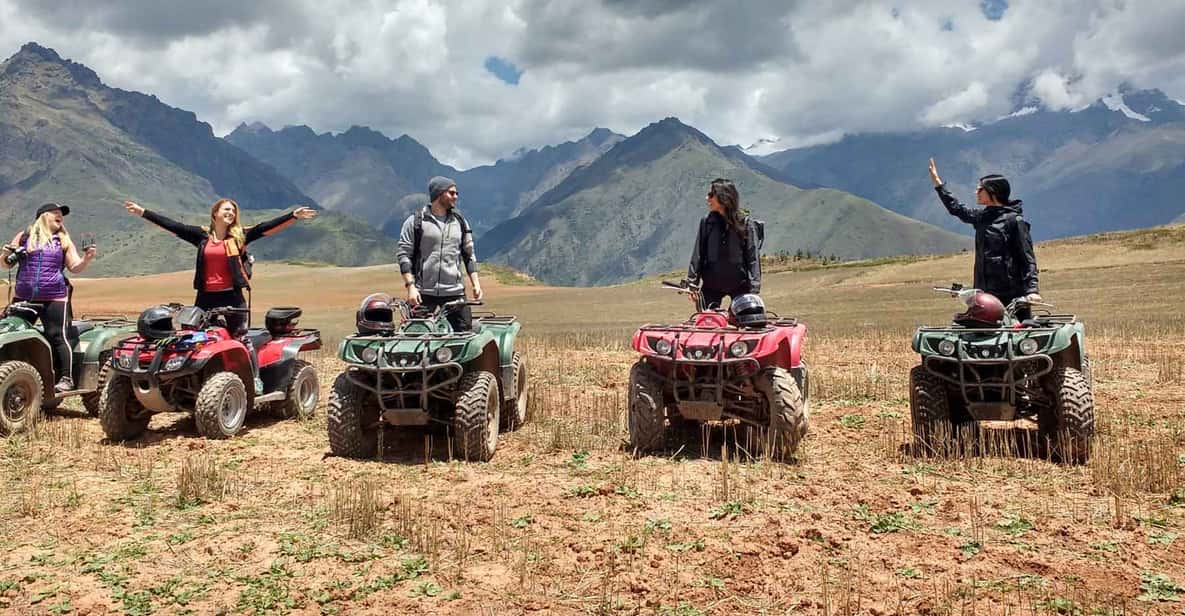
top-left (411, 207), bottom-right (474, 280)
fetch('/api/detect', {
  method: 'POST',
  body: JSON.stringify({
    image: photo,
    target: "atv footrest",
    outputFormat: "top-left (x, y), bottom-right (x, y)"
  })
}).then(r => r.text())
top-left (382, 408), bottom-right (430, 426)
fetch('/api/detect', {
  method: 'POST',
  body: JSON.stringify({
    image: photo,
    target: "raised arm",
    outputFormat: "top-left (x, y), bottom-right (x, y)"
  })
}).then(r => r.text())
top-left (244, 206), bottom-right (316, 244)
top-left (929, 158), bottom-right (983, 225)
top-left (126, 200), bottom-right (207, 245)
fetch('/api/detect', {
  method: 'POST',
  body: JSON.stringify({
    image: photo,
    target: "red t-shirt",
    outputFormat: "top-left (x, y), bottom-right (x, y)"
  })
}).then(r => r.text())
top-left (202, 239), bottom-right (234, 292)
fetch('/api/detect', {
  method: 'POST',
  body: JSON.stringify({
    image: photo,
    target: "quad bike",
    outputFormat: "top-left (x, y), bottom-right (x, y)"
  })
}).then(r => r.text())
top-left (628, 281), bottom-right (809, 460)
top-left (910, 284), bottom-right (1094, 463)
top-left (0, 300), bottom-right (137, 435)
top-left (328, 294), bottom-right (527, 462)
top-left (100, 304), bottom-right (321, 440)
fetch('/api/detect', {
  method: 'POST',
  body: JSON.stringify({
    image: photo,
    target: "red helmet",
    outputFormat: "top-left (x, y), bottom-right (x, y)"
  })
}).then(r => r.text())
top-left (955, 291), bottom-right (1004, 327)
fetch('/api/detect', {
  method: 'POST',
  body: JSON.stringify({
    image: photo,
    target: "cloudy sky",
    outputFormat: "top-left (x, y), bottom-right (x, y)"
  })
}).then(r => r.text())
top-left (2, 0), bottom-right (1184, 168)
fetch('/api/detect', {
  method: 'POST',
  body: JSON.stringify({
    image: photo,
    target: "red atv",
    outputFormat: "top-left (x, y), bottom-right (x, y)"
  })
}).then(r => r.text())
top-left (628, 281), bottom-right (809, 459)
top-left (100, 304), bottom-right (322, 440)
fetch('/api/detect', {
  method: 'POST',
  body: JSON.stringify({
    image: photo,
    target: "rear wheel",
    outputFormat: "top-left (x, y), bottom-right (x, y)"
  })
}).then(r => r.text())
top-left (0, 361), bottom-right (44, 436)
top-left (910, 365), bottom-right (959, 456)
top-left (327, 372), bottom-right (379, 459)
top-left (1039, 367), bottom-right (1094, 464)
top-left (99, 374), bottom-right (149, 441)
top-left (194, 372), bottom-right (249, 439)
top-left (453, 371), bottom-right (500, 461)
top-left (754, 367), bottom-right (808, 461)
top-left (500, 352), bottom-right (528, 431)
top-left (81, 351), bottom-right (112, 417)
top-left (627, 361), bottom-right (667, 454)
top-left (276, 360), bottom-right (319, 420)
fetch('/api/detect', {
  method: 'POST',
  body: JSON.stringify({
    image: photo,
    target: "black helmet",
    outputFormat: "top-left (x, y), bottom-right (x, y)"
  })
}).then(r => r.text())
top-left (174, 306), bottom-right (207, 331)
top-left (729, 294), bottom-right (767, 328)
top-left (137, 305), bottom-right (176, 340)
top-left (356, 293), bottom-right (397, 335)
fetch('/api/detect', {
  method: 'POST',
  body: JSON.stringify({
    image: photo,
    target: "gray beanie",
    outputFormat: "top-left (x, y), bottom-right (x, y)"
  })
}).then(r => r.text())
top-left (428, 176), bottom-right (457, 203)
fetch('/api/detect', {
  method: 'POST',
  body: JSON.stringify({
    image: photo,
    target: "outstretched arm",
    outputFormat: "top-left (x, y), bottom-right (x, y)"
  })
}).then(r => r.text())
top-left (244, 206), bottom-right (317, 244)
top-left (126, 200), bottom-right (206, 245)
top-left (929, 158), bottom-right (982, 225)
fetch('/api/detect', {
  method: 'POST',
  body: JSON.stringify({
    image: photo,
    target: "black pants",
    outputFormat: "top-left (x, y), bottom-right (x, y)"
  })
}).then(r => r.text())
top-left (701, 285), bottom-right (751, 311)
top-left (420, 294), bottom-right (472, 332)
top-left (18, 298), bottom-right (72, 381)
top-left (195, 289), bottom-right (257, 377)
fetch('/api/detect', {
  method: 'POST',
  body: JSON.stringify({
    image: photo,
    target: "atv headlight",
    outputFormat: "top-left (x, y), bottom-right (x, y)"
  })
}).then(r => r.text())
top-left (1018, 338), bottom-right (1040, 355)
top-left (118, 354), bottom-right (134, 370)
top-left (938, 340), bottom-right (957, 356)
top-left (163, 356), bottom-right (186, 372)
top-left (359, 347), bottom-right (379, 364)
top-left (653, 339), bottom-right (672, 355)
top-left (729, 341), bottom-right (749, 358)
top-left (434, 346), bottom-right (453, 363)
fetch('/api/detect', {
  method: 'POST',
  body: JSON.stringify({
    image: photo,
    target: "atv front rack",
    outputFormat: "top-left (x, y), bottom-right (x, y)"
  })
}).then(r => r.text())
top-left (921, 331), bottom-right (1056, 406)
top-left (346, 334), bottom-right (468, 421)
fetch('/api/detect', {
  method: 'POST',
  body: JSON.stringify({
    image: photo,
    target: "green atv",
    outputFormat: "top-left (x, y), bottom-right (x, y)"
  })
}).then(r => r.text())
top-left (910, 284), bottom-right (1094, 463)
top-left (0, 301), bottom-right (137, 435)
top-left (328, 295), bottom-right (528, 461)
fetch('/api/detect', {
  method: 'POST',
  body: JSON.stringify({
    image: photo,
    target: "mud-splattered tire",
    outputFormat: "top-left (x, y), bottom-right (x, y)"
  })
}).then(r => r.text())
top-left (99, 374), bottom-right (149, 441)
top-left (1040, 367), bottom-right (1094, 464)
top-left (275, 360), bottom-right (318, 420)
top-left (327, 372), bottom-right (379, 459)
top-left (627, 361), bottom-right (667, 454)
top-left (0, 361), bottom-right (44, 436)
top-left (453, 371), bottom-right (500, 462)
top-left (909, 365), bottom-right (958, 456)
top-left (81, 351), bottom-right (112, 417)
top-left (194, 372), bottom-right (249, 439)
top-left (791, 362), bottom-right (811, 418)
top-left (500, 352), bottom-right (528, 431)
top-left (754, 366), bottom-right (808, 461)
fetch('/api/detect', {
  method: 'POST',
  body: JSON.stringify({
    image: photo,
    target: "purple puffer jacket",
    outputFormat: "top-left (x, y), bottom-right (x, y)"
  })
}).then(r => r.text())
top-left (15, 235), bottom-right (68, 300)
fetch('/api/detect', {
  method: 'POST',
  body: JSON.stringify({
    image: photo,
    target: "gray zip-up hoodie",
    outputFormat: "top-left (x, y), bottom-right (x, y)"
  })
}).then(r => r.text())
top-left (396, 206), bottom-right (479, 297)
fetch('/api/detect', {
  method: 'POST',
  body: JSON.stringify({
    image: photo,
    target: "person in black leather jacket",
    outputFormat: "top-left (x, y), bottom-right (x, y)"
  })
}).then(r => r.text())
top-left (929, 159), bottom-right (1041, 321)
top-left (686, 178), bottom-right (761, 309)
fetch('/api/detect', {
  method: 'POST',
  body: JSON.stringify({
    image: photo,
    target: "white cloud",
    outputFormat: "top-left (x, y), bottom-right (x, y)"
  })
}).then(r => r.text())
top-left (1, 0), bottom-right (1183, 168)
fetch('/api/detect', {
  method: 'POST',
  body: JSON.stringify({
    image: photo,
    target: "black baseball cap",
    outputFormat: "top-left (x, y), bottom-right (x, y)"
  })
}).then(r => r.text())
top-left (34, 202), bottom-right (70, 219)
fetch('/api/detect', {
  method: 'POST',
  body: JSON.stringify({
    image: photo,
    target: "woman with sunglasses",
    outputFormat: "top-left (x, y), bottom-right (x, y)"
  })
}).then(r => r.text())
top-left (686, 178), bottom-right (761, 309)
top-left (928, 158), bottom-right (1041, 320)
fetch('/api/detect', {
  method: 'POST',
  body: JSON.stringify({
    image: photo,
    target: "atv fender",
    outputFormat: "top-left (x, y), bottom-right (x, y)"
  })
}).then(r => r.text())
top-left (469, 342), bottom-right (505, 399)
top-left (257, 332), bottom-right (321, 392)
top-left (77, 325), bottom-right (137, 364)
top-left (774, 323), bottom-right (807, 369)
top-left (190, 343), bottom-right (255, 405)
top-left (0, 332), bottom-right (54, 399)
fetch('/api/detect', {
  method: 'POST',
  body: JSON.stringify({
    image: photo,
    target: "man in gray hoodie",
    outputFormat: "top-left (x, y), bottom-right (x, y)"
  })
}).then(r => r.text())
top-left (397, 176), bottom-right (483, 331)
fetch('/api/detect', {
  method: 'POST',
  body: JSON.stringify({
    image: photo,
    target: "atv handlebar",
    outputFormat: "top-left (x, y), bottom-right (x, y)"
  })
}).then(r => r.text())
top-left (660, 279), bottom-right (707, 312)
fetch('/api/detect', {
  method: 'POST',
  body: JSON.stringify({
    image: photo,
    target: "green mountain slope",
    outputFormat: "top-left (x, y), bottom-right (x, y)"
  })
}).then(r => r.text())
top-left (482, 118), bottom-right (968, 286)
top-left (0, 43), bottom-right (394, 277)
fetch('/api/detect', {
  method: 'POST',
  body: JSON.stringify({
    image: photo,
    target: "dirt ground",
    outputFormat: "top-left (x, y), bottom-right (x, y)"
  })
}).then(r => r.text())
top-left (1, 227), bottom-right (1183, 615)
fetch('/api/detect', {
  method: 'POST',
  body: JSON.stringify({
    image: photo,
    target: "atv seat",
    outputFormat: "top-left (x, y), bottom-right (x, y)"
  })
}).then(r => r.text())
top-left (70, 320), bottom-right (95, 338)
top-left (242, 328), bottom-right (272, 350)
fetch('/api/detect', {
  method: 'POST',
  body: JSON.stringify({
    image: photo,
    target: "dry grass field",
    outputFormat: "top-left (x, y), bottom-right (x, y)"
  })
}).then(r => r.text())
top-left (1, 226), bottom-right (1183, 615)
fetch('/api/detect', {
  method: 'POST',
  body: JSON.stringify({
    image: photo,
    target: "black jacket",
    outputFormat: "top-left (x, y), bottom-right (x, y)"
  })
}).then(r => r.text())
top-left (935, 185), bottom-right (1039, 300)
top-left (142, 209), bottom-right (298, 291)
top-left (687, 212), bottom-right (762, 294)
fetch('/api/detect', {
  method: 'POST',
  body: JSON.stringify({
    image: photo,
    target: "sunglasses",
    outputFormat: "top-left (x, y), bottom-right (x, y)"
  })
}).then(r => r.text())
top-left (975, 186), bottom-right (985, 193)
top-left (447, 189), bottom-right (459, 196)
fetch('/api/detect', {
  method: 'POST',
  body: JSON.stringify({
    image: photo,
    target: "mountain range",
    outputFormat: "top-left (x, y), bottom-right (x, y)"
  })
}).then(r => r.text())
top-left (0, 43), bottom-right (394, 277)
top-left (4, 42), bottom-right (1182, 285)
top-left (759, 89), bottom-right (1185, 239)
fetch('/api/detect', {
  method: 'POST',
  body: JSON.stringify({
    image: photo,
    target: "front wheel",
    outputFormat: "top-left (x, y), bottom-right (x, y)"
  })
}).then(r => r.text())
top-left (327, 372), bottom-right (380, 459)
top-left (627, 361), bottom-right (667, 454)
top-left (453, 371), bottom-right (500, 462)
top-left (99, 374), bottom-right (150, 441)
top-left (501, 352), bottom-right (528, 431)
top-left (194, 372), bottom-right (249, 439)
top-left (754, 366), bottom-right (808, 461)
top-left (0, 361), bottom-right (44, 436)
top-left (276, 360), bottom-right (319, 420)
top-left (1039, 367), bottom-right (1094, 464)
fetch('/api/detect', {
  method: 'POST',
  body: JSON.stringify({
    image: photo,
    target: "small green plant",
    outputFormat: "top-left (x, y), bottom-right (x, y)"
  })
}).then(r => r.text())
top-left (897, 567), bottom-right (923, 579)
top-left (959, 540), bottom-right (982, 558)
top-left (566, 484), bottom-right (597, 498)
top-left (666, 539), bottom-right (705, 553)
top-left (613, 484), bottom-right (641, 498)
top-left (567, 450), bottom-right (591, 471)
top-left (409, 581), bottom-right (442, 597)
top-left (1138, 571), bottom-right (1183, 602)
top-left (708, 500), bottom-right (746, 520)
top-left (644, 518), bottom-right (672, 535)
top-left (870, 511), bottom-right (915, 534)
top-left (581, 511), bottom-right (602, 523)
top-left (1035, 597), bottom-right (1081, 615)
top-left (659, 602), bottom-right (706, 616)
top-left (1148, 530), bottom-right (1177, 546)
top-left (617, 534), bottom-right (645, 553)
top-left (838, 414), bottom-right (866, 429)
top-left (994, 513), bottom-right (1035, 536)
top-left (510, 515), bottom-right (534, 529)
top-left (167, 531), bottom-right (194, 545)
